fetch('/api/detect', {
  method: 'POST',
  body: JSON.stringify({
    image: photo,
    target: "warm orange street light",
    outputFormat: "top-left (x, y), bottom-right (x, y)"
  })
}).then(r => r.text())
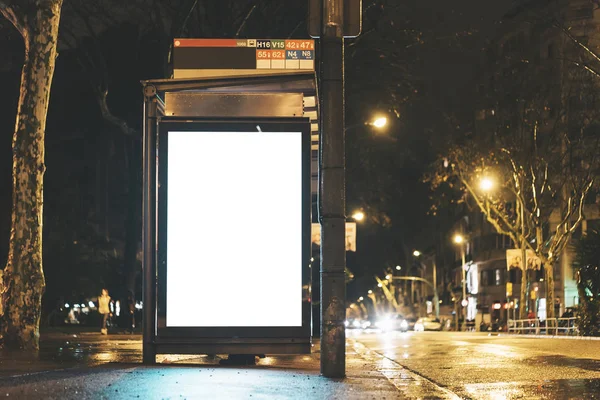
top-left (372, 117), bottom-right (387, 129)
top-left (351, 211), bottom-right (365, 221)
top-left (453, 234), bottom-right (465, 244)
top-left (479, 177), bottom-right (494, 192)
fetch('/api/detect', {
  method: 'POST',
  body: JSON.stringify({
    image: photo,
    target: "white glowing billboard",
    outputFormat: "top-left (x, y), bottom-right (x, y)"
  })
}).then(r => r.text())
top-left (165, 130), bottom-right (303, 327)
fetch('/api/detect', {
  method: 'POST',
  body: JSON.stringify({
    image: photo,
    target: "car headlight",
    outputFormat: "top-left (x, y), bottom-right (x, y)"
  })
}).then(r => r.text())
top-left (400, 320), bottom-right (408, 329)
top-left (378, 316), bottom-right (392, 331)
top-left (352, 320), bottom-right (361, 328)
top-left (344, 320), bottom-right (349, 327)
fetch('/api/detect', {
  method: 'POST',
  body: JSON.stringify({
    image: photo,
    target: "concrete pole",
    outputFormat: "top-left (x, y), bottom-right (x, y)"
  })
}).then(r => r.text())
top-left (319, 0), bottom-right (346, 378)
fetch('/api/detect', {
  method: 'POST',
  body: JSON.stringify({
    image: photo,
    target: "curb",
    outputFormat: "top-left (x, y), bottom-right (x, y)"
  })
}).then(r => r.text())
top-left (349, 339), bottom-right (462, 400)
top-left (502, 333), bottom-right (600, 341)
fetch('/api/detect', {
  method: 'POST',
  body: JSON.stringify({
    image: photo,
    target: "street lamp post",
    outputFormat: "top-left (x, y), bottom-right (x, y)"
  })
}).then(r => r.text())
top-left (412, 251), bottom-right (439, 319)
top-left (454, 234), bottom-right (467, 331)
top-left (433, 260), bottom-right (438, 318)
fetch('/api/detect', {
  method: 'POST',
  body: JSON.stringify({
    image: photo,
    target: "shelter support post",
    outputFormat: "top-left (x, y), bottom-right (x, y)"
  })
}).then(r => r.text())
top-left (142, 85), bottom-right (158, 364)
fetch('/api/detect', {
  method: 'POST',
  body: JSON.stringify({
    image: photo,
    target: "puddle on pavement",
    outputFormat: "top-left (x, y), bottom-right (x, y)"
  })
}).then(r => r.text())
top-left (34, 336), bottom-right (143, 366)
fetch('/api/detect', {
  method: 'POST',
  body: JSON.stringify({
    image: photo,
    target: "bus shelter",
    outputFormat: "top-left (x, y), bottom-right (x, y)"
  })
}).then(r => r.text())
top-left (141, 69), bottom-right (317, 363)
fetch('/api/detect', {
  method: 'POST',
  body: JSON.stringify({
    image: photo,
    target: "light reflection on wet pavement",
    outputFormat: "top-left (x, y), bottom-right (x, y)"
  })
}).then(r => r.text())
top-left (349, 329), bottom-right (600, 399)
top-left (2, 329), bottom-right (600, 399)
top-left (0, 330), bottom-right (403, 399)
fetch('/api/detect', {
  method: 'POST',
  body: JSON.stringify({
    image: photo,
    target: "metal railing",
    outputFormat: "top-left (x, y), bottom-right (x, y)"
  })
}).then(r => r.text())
top-left (507, 317), bottom-right (578, 335)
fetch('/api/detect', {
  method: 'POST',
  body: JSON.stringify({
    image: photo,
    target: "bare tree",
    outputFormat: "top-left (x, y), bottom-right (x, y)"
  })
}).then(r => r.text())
top-left (428, 1), bottom-right (600, 321)
top-left (0, 0), bottom-right (64, 349)
top-left (431, 75), bottom-right (600, 318)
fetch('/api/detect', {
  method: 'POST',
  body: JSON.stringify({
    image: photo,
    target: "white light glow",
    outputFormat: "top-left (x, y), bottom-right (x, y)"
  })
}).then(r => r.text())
top-left (467, 263), bottom-right (478, 295)
top-left (479, 177), bottom-right (494, 192)
top-left (372, 117), bottom-right (387, 128)
top-left (538, 298), bottom-right (547, 321)
top-left (467, 297), bottom-right (477, 320)
top-left (166, 130), bottom-right (303, 327)
top-left (352, 211), bottom-right (365, 221)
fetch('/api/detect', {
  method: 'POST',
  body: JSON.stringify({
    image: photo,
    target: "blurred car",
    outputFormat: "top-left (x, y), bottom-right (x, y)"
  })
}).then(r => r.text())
top-left (414, 317), bottom-right (442, 331)
top-left (376, 314), bottom-right (409, 332)
top-left (344, 318), bottom-right (363, 329)
top-left (404, 317), bottom-right (417, 331)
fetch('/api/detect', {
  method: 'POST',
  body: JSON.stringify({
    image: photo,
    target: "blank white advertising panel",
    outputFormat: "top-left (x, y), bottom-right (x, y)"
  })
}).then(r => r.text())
top-left (166, 130), bottom-right (303, 327)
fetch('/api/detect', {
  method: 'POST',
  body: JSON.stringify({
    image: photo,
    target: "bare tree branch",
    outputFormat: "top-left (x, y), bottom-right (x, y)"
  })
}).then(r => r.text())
top-left (559, 23), bottom-right (600, 64)
top-left (0, 1), bottom-right (26, 38)
top-left (235, 3), bottom-right (256, 38)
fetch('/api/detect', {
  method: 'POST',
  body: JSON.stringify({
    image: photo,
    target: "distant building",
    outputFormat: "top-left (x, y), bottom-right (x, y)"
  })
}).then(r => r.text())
top-left (459, 0), bottom-right (600, 327)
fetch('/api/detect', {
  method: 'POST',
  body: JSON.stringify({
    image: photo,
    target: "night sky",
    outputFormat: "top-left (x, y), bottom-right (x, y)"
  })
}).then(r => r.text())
top-left (0, 1), bottom-right (516, 309)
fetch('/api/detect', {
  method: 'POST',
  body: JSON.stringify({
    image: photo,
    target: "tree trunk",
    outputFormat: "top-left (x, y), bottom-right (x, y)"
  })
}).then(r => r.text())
top-left (519, 264), bottom-right (528, 319)
top-left (545, 263), bottom-right (555, 320)
top-left (0, 0), bottom-right (63, 350)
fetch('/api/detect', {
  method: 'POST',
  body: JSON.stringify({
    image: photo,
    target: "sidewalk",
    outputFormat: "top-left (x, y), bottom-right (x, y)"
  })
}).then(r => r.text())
top-left (0, 329), bottom-right (458, 399)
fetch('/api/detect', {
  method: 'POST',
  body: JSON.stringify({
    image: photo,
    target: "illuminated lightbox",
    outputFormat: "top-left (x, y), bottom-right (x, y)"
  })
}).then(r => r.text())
top-left (165, 129), bottom-right (303, 327)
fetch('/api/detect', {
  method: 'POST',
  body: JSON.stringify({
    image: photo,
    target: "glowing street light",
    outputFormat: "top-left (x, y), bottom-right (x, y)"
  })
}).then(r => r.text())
top-left (395, 265), bottom-right (401, 270)
top-left (453, 234), bottom-right (465, 244)
top-left (358, 296), bottom-right (364, 301)
top-left (385, 274), bottom-right (392, 280)
top-left (413, 250), bottom-right (421, 257)
top-left (377, 282), bottom-right (383, 288)
top-left (479, 177), bottom-right (494, 192)
top-left (372, 117), bottom-right (387, 129)
top-left (351, 211), bottom-right (365, 221)
top-left (368, 290), bottom-right (373, 294)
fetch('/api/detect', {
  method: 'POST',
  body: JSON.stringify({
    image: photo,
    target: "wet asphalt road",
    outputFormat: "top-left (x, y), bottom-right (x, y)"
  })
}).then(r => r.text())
top-left (349, 329), bottom-right (600, 399)
top-left (1, 329), bottom-right (600, 399)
